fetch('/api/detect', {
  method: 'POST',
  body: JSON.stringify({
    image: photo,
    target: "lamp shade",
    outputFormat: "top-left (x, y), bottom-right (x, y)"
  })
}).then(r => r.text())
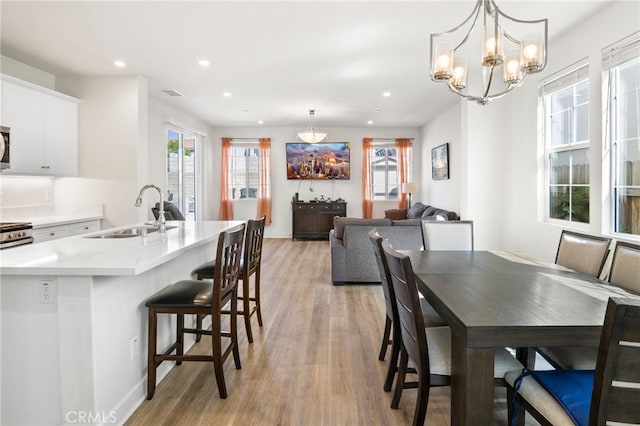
top-left (297, 129), bottom-right (328, 143)
top-left (298, 109), bottom-right (328, 143)
top-left (402, 182), bottom-right (417, 194)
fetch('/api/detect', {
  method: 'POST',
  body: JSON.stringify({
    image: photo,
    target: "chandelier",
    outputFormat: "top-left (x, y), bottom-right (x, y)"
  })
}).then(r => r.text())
top-left (297, 109), bottom-right (328, 143)
top-left (430, 0), bottom-right (548, 105)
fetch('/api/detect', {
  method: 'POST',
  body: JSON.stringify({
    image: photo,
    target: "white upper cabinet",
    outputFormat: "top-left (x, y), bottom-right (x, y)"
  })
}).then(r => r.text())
top-left (1, 74), bottom-right (79, 176)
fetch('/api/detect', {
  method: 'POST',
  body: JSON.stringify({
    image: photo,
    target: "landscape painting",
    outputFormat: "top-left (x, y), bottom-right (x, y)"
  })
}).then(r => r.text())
top-left (432, 143), bottom-right (449, 180)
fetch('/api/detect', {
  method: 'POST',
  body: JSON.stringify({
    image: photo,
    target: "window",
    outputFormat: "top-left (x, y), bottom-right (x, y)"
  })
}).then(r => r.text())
top-left (166, 128), bottom-right (197, 220)
top-left (604, 35), bottom-right (640, 237)
top-left (371, 145), bottom-right (399, 200)
top-left (228, 143), bottom-right (260, 200)
top-left (540, 63), bottom-right (590, 224)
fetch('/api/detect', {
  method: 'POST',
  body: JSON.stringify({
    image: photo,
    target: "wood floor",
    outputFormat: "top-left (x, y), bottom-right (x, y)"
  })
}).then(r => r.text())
top-left (126, 239), bottom-right (532, 426)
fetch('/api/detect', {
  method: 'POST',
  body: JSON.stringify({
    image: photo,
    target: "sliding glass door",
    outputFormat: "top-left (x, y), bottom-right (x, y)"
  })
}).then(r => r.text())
top-left (167, 128), bottom-right (197, 221)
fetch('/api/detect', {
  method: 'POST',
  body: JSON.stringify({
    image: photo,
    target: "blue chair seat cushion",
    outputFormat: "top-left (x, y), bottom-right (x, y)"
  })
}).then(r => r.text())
top-left (515, 369), bottom-right (595, 426)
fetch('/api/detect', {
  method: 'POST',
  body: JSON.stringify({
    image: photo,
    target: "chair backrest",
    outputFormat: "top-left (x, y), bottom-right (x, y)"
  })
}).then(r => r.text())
top-left (555, 230), bottom-right (611, 278)
top-left (590, 297), bottom-right (640, 425)
top-left (422, 220), bottom-right (474, 251)
top-left (152, 201), bottom-right (186, 221)
top-left (382, 239), bottom-right (429, 376)
top-left (608, 241), bottom-right (640, 294)
top-left (212, 224), bottom-right (245, 304)
top-left (368, 229), bottom-right (397, 324)
top-left (243, 215), bottom-right (266, 276)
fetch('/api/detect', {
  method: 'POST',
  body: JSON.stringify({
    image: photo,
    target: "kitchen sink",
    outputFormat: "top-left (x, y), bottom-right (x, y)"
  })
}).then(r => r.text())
top-left (86, 225), bottom-right (177, 239)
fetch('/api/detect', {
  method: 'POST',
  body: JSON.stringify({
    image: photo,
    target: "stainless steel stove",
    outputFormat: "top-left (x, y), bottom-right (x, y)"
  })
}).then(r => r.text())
top-left (0, 222), bottom-right (34, 249)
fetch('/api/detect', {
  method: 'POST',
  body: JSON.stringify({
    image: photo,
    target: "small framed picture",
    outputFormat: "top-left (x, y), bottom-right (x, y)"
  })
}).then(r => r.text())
top-left (431, 143), bottom-right (449, 180)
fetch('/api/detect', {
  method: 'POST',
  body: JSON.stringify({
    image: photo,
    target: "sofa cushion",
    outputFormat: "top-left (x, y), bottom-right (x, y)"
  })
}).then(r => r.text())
top-left (333, 217), bottom-right (391, 239)
top-left (407, 202), bottom-right (428, 219)
top-left (384, 208), bottom-right (407, 220)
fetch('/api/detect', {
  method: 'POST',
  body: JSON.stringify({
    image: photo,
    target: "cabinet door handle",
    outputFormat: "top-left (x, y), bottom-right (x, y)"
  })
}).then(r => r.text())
top-left (49, 232), bottom-right (55, 236)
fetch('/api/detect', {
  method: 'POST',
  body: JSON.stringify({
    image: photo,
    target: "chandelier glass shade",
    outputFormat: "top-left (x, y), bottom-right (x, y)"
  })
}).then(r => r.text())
top-left (297, 109), bottom-right (328, 143)
top-left (430, 0), bottom-right (548, 105)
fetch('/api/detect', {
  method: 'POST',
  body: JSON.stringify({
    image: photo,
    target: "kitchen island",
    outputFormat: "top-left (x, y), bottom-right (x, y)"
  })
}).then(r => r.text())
top-left (0, 220), bottom-right (243, 425)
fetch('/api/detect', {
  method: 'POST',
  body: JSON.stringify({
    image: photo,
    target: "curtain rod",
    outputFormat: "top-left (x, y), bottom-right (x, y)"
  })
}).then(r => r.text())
top-left (371, 138), bottom-right (414, 141)
top-left (223, 137), bottom-right (261, 141)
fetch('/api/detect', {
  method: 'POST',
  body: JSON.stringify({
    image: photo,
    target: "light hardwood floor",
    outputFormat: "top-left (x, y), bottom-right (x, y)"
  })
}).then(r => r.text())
top-left (126, 239), bottom-right (529, 425)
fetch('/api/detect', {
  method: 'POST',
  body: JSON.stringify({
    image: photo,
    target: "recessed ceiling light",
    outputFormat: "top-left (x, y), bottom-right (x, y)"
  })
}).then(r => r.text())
top-left (223, 92), bottom-right (232, 97)
top-left (382, 92), bottom-right (391, 97)
top-left (198, 59), bottom-right (210, 67)
top-left (258, 120), bottom-right (264, 124)
top-left (113, 60), bottom-right (126, 68)
top-left (367, 120), bottom-right (374, 125)
top-left (374, 109), bottom-right (380, 113)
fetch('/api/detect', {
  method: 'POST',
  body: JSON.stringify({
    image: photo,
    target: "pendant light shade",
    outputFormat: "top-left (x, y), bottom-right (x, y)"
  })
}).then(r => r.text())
top-left (429, 0), bottom-right (548, 105)
top-left (297, 109), bottom-right (328, 143)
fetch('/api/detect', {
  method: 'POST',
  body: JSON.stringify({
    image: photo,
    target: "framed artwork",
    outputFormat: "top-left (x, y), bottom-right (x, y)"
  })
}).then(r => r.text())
top-left (431, 143), bottom-right (449, 180)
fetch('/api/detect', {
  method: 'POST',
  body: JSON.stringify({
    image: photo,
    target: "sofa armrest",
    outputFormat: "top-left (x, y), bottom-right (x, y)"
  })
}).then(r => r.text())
top-left (330, 229), bottom-right (346, 285)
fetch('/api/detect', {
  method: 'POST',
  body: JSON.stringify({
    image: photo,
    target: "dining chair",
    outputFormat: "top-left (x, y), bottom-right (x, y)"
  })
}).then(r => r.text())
top-left (537, 240), bottom-right (640, 371)
top-left (555, 230), bottom-right (612, 278)
top-left (145, 223), bottom-right (245, 399)
top-left (192, 216), bottom-right (266, 343)
top-left (506, 297), bottom-right (640, 426)
top-left (152, 201), bottom-right (185, 221)
top-left (368, 229), bottom-right (446, 393)
top-left (421, 220), bottom-right (474, 251)
top-left (381, 239), bottom-right (522, 425)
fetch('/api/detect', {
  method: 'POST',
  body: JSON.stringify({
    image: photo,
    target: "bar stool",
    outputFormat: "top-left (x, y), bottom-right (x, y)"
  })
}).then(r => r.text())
top-left (145, 223), bottom-right (245, 399)
top-left (193, 216), bottom-right (266, 343)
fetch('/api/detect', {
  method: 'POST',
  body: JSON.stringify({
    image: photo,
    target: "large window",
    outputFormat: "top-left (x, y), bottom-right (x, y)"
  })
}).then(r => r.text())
top-left (605, 36), bottom-right (640, 237)
top-left (540, 64), bottom-right (590, 224)
top-left (228, 142), bottom-right (260, 200)
top-left (166, 128), bottom-right (197, 220)
top-left (371, 145), bottom-right (399, 200)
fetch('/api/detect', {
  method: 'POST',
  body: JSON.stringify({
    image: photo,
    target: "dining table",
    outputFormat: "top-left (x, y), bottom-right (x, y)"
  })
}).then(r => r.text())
top-left (401, 249), bottom-right (639, 426)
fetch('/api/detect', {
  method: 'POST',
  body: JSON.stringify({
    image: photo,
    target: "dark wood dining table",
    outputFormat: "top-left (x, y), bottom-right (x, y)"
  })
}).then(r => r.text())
top-left (401, 250), bottom-right (638, 426)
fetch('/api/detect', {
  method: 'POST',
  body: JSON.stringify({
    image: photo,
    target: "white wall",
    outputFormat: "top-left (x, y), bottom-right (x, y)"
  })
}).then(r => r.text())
top-left (206, 126), bottom-right (422, 238)
top-left (468, 0), bottom-right (640, 260)
top-left (54, 76), bottom-right (146, 229)
top-left (420, 103), bottom-right (462, 214)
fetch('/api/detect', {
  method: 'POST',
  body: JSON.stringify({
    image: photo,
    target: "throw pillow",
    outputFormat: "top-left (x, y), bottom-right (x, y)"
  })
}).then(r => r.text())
top-left (421, 206), bottom-right (437, 218)
top-left (385, 209), bottom-right (407, 220)
top-left (407, 202), bottom-right (428, 219)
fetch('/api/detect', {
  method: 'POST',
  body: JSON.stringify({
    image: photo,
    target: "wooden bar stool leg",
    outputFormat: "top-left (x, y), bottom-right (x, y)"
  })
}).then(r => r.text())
top-left (255, 270), bottom-right (263, 327)
top-left (147, 308), bottom-right (157, 400)
top-left (232, 292), bottom-right (241, 368)
top-left (242, 277), bottom-right (254, 343)
top-left (176, 313), bottom-right (184, 365)
top-left (210, 312), bottom-right (227, 399)
top-left (195, 314), bottom-right (204, 342)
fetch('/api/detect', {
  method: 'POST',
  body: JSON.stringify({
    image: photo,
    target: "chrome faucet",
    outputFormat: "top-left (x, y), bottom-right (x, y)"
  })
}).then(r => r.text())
top-left (134, 184), bottom-right (166, 233)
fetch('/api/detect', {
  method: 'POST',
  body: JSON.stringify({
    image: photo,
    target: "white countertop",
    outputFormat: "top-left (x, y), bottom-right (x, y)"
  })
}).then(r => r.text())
top-left (0, 220), bottom-right (244, 276)
top-left (29, 214), bottom-right (104, 228)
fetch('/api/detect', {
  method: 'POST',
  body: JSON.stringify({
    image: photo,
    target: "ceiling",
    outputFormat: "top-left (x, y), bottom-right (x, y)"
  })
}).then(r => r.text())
top-left (0, 1), bottom-right (611, 129)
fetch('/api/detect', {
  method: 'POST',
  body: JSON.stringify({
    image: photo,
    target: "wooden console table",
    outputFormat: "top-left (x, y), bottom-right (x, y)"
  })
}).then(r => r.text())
top-left (291, 201), bottom-right (346, 240)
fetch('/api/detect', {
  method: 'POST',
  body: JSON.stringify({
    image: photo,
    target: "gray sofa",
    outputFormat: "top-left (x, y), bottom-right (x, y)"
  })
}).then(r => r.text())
top-left (330, 204), bottom-right (459, 285)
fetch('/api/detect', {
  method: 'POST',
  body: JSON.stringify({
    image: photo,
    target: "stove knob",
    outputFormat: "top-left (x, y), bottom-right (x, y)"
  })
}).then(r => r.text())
top-left (18, 231), bottom-right (24, 238)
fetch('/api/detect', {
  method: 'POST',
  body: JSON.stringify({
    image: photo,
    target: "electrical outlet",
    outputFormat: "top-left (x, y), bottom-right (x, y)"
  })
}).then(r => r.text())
top-left (130, 337), bottom-right (139, 359)
top-left (39, 280), bottom-right (56, 304)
